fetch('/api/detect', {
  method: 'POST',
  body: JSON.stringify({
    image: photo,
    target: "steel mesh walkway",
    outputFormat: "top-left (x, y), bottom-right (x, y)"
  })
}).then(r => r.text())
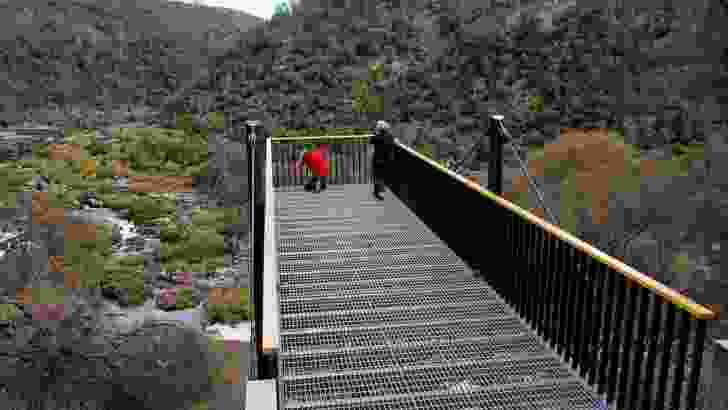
top-left (276, 184), bottom-right (604, 410)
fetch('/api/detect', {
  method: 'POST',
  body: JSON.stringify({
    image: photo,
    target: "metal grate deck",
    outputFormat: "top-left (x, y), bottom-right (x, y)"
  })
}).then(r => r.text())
top-left (276, 184), bottom-right (603, 410)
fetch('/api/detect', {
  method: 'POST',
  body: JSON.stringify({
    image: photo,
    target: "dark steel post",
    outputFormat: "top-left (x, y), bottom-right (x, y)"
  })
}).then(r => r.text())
top-left (245, 120), bottom-right (268, 379)
top-left (487, 114), bottom-right (504, 195)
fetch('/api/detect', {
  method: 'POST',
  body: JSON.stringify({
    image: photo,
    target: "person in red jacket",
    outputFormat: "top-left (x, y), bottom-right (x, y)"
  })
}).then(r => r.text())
top-left (296, 143), bottom-right (329, 193)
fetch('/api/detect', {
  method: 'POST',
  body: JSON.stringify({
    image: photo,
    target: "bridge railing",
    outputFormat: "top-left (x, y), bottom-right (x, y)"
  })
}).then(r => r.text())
top-left (270, 135), bottom-right (372, 188)
top-left (384, 116), bottom-right (718, 410)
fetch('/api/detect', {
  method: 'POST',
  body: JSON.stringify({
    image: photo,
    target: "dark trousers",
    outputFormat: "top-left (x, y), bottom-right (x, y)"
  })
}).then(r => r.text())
top-left (372, 161), bottom-right (386, 195)
top-left (304, 176), bottom-right (327, 192)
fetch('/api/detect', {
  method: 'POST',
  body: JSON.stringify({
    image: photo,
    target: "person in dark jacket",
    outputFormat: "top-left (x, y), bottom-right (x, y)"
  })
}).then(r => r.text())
top-left (370, 120), bottom-right (396, 200)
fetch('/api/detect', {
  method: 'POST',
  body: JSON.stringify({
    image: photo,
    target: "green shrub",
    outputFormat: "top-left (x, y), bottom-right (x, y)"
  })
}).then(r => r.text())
top-left (175, 113), bottom-right (195, 133)
top-left (32, 143), bottom-right (50, 158)
top-left (190, 400), bottom-right (210, 410)
top-left (118, 255), bottom-right (146, 266)
top-left (93, 162), bottom-right (115, 179)
top-left (101, 261), bottom-right (146, 306)
top-left (190, 208), bottom-right (240, 234)
top-left (207, 112), bottom-right (226, 130)
top-left (206, 288), bottom-right (250, 324)
top-left (527, 95), bottom-right (544, 113)
top-left (126, 195), bottom-right (176, 226)
top-left (87, 142), bottom-right (111, 156)
top-left (175, 288), bottom-right (197, 310)
top-left (29, 287), bottom-right (66, 305)
top-left (178, 229), bottom-right (225, 260)
top-left (670, 252), bottom-right (693, 274)
top-left (160, 223), bottom-right (190, 243)
top-left (0, 303), bottom-right (21, 322)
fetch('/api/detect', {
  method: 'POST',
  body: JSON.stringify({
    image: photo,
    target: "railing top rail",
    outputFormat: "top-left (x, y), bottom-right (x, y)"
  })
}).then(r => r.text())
top-left (396, 140), bottom-right (718, 321)
top-left (271, 134), bottom-right (372, 143)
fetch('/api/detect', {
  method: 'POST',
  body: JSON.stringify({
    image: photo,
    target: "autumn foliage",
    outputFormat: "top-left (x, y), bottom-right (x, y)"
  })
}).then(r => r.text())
top-left (504, 128), bottom-right (664, 229)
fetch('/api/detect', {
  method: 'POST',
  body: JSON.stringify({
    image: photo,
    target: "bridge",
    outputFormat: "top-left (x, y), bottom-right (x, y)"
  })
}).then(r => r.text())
top-left (237, 117), bottom-right (725, 410)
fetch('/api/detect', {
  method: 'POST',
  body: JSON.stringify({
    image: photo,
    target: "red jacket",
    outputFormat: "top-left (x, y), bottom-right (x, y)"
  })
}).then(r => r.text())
top-left (302, 145), bottom-right (329, 177)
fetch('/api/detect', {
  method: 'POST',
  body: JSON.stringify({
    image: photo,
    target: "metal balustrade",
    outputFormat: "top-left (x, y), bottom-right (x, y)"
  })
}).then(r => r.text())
top-left (244, 117), bottom-right (719, 410)
top-left (270, 135), bottom-right (373, 188)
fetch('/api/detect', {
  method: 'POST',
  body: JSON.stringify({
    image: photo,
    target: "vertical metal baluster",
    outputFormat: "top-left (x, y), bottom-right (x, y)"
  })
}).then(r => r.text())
top-left (364, 141), bottom-right (369, 184)
top-left (563, 246), bottom-right (577, 366)
top-left (351, 140), bottom-right (355, 184)
top-left (363, 139), bottom-right (368, 184)
top-left (606, 274), bottom-right (627, 403)
top-left (534, 229), bottom-right (547, 337)
top-left (617, 281), bottom-right (637, 409)
top-left (514, 220), bottom-right (525, 315)
top-left (642, 295), bottom-right (663, 409)
top-left (684, 319), bottom-right (707, 410)
top-left (497, 209), bottom-right (510, 296)
top-left (628, 287), bottom-right (650, 408)
top-left (537, 230), bottom-right (549, 335)
top-left (541, 232), bottom-right (555, 344)
top-left (578, 255), bottom-right (596, 379)
top-left (520, 221), bottom-right (529, 316)
top-left (335, 141), bottom-right (341, 185)
top-left (289, 144), bottom-right (294, 187)
top-left (553, 241), bottom-right (566, 356)
top-left (597, 268), bottom-right (616, 394)
top-left (655, 305), bottom-right (676, 410)
top-left (509, 214), bottom-right (518, 304)
top-left (535, 228), bottom-right (546, 330)
top-left (288, 144), bottom-right (293, 187)
top-left (344, 141), bottom-right (350, 184)
top-left (525, 225), bottom-right (535, 326)
top-left (525, 224), bottom-right (535, 320)
top-left (294, 143), bottom-right (298, 187)
top-left (588, 261), bottom-right (606, 386)
top-left (670, 311), bottom-right (692, 410)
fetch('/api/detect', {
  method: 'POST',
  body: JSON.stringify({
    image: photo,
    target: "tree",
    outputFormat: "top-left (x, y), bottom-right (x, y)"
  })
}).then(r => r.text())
top-left (273, 1), bottom-right (291, 18)
top-left (504, 129), bottom-right (705, 280)
top-left (351, 63), bottom-right (385, 125)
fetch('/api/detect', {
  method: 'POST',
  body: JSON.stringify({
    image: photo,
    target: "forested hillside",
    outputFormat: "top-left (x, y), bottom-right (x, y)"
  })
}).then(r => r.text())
top-left (0, 0), bottom-right (263, 125)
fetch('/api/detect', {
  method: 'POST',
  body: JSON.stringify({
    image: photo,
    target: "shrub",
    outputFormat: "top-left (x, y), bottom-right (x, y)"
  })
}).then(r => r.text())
top-left (126, 195), bottom-right (176, 226)
top-left (527, 95), bottom-right (545, 113)
top-left (190, 207), bottom-right (241, 234)
top-left (100, 260), bottom-right (146, 306)
top-left (0, 303), bottom-right (21, 322)
top-left (160, 223), bottom-right (190, 243)
top-left (112, 321), bottom-right (216, 410)
top-left (178, 229), bottom-right (225, 260)
top-left (87, 142), bottom-right (111, 156)
top-left (175, 287), bottom-right (197, 310)
top-left (206, 111), bottom-right (225, 130)
top-left (206, 288), bottom-right (250, 324)
top-left (32, 143), bottom-right (50, 158)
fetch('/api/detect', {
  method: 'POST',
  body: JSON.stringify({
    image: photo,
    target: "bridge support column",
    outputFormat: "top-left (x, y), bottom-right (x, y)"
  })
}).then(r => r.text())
top-left (704, 339), bottom-right (728, 410)
top-left (245, 120), bottom-right (277, 380)
top-left (487, 114), bottom-right (505, 196)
